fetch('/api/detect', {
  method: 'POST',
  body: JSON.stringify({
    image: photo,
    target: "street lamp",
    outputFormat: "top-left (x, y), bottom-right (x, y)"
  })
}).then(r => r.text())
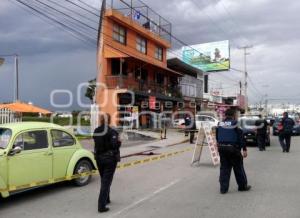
top-left (0, 54), bottom-right (19, 102)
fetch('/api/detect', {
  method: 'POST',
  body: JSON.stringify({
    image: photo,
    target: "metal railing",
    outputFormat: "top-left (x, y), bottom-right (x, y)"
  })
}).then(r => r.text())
top-left (108, 0), bottom-right (172, 43)
top-left (105, 75), bottom-right (181, 98)
top-left (0, 108), bottom-right (21, 124)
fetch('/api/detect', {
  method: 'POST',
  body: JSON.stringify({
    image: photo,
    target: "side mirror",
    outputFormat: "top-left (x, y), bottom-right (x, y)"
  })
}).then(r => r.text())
top-left (9, 146), bottom-right (22, 156)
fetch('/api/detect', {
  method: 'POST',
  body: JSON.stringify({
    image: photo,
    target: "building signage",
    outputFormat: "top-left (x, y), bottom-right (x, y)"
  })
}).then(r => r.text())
top-left (149, 96), bottom-right (156, 110)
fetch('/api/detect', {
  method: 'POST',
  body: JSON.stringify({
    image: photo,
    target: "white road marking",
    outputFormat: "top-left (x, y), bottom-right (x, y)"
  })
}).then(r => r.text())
top-left (109, 179), bottom-right (181, 218)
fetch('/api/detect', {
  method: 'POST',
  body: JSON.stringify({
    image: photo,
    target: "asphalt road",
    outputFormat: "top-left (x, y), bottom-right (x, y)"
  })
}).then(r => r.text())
top-left (1, 136), bottom-right (300, 218)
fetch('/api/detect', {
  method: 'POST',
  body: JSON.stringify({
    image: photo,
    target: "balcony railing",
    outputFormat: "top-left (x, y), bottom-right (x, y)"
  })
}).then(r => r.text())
top-left (105, 75), bottom-right (182, 98)
top-left (107, 0), bottom-right (172, 43)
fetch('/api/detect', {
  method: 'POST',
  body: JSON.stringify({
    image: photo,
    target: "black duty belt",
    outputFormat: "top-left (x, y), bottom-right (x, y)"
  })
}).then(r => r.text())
top-left (218, 144), bottom-right (235, 147)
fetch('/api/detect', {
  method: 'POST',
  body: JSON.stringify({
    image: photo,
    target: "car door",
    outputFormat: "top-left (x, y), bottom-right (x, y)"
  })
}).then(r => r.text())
top-left (50, 129), bottom-right (77, 179)
top-left (8, 129), bottom-right (52, 188)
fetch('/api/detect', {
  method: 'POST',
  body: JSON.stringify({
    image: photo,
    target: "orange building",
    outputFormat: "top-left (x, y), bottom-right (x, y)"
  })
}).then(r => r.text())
top-left (96, 0), bottom-right (183, 128)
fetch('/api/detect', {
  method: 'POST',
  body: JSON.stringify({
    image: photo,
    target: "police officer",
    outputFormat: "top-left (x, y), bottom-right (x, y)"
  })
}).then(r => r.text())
top-left (189, 115), bottom-right (197, 144)
top-left (216, 109), bottom-right (251, 194)
top-left (93, 114), bottom-right (121, 213)
top-left (256, 115), bottom-right (269, 151)
top-left (279, 112), bottom-right (295, 153)
top-left (184, 114), bottom-right (191, 136)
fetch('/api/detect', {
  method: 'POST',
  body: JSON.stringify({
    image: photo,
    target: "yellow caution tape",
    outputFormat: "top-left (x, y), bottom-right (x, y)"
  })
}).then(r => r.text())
top-left (0, 147), bottom-right (193, 193)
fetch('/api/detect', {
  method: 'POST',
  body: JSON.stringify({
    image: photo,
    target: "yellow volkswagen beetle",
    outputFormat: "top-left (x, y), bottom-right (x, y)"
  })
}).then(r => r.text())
top-left (0, 122), bottom-right (97, 198)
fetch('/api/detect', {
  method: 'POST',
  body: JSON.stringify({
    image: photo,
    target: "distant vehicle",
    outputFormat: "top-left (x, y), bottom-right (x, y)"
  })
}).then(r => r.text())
top-left (273, 118), bottom-right (300, 136)
top-left (195, 115), bottom-right (219, 129)
top-left (0, 122), bottom-right (97, 198)
top-left (266, 116), bottom-right (275, 125)
top-left (239, 117), bottom-right (270, 146)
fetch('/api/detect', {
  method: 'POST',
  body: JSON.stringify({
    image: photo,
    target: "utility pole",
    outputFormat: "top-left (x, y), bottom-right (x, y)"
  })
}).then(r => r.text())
top-left (15, 54), bottom-right (19, 101)
top-left (239, 45), bottom-right (252, 114)
top-left (264, 94), bottom-right (268, 116)
top-left (0, 54), bottom-right (20, 102)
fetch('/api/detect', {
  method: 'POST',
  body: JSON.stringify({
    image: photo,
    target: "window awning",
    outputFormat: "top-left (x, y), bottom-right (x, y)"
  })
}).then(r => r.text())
top-left (104, 45), bottom-right (129, 58)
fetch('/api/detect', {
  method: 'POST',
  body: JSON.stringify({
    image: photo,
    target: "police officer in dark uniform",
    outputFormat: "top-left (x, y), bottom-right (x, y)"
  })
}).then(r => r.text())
top-left (279, 112), bottom-right (295, 153)
top-left (216, 109), bottom-right (251, 194)
top-left (184, 114), bottom-right (191, 136)
top-left (256, 115), bottom-right (269, 151)
top-left (189, 115), bottom-right (197, 144)
top-left (93, 114), bottom-right (121, 213)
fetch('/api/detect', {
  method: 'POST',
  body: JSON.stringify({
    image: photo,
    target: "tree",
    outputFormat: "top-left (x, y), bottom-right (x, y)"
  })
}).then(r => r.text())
top-left (85, 78), bottom-right (96, 103)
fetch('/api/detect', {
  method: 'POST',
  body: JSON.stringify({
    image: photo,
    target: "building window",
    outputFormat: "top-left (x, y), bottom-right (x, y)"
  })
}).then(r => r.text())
top-left (111, 59), bottom-right (128, 76)
top-left (136, 36), bottom-right (147, 54)
top-left (113, 23), bottom-right (126, 45)
top-left (155, 47), bottom-right (163, 61)
top-left (135, 67), bottom-right (148, 81)
top-left (156, 72), bottom-right (164, 85)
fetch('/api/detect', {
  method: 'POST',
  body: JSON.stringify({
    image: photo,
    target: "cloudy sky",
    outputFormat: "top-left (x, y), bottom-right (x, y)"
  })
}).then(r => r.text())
top-left (0, 0), bottom-right (299, 111)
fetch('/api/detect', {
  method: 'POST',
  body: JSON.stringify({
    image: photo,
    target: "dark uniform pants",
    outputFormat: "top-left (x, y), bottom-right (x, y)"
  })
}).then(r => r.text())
top-left (279, 132), bottom-right (292, 152)
top-left (96, 156), bottom-right (117, 209)
top-left (218, 146), bottom-right (248, 192)
top-left (257, 133), bottom-right (266, 150)
top-left (190, 131), bottom-right (195, 143)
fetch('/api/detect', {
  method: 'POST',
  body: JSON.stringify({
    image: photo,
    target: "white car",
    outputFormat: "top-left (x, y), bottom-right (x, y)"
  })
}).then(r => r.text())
top-left (195, 115), bottom-right (219, 129)
top-left (173, 118), bottom-right (185, 128)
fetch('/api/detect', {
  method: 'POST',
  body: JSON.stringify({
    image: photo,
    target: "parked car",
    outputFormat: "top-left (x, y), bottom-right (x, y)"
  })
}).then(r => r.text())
top-left (195, 115), bottom-right (219, 129)
top-left (239, 117), bottom-right (270, 146)
top-left (273, 118), bottom-right (300, 136)
top-left (0, 122), bottom-right (97, 198)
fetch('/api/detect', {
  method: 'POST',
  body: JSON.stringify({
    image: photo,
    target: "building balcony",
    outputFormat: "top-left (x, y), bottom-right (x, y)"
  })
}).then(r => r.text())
top-left (105, 75), bottom-right (182, 99)
top-left (106, 0), bottom-right (172, 45)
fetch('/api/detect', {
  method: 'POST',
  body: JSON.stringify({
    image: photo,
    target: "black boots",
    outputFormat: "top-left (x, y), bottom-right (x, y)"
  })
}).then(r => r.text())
top-left (238, 185), bottom-right (252, 192)
top-left (98, 207), bottom-right (110, 213)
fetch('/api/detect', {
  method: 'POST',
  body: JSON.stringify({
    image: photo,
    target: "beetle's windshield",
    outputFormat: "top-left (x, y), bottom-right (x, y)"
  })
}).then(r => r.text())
top-left (0, 128), bottom-right (12, 149)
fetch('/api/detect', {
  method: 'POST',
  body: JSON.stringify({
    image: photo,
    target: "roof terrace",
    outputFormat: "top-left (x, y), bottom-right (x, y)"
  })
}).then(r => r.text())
top-left (107, 0), bottom-right (172, 43)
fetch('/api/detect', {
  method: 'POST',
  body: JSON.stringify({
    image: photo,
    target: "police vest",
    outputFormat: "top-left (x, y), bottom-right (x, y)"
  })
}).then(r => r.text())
top-left (217, 120), bottom-right (239, 145)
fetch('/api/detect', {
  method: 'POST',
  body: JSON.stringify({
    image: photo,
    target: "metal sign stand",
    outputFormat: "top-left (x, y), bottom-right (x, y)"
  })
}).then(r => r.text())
top-left (191, 123), bottom-right (220, 166)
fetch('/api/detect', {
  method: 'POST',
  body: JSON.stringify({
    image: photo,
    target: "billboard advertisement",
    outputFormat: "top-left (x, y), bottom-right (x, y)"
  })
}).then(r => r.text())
top-left (182, 40), bottom-right (230, 72)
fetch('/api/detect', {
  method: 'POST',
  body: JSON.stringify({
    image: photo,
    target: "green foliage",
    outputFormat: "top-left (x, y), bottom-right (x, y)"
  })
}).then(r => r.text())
top-left (22, 116), bottom-right (90, 126)
top-left (85, 78), bottom-right (96, 103)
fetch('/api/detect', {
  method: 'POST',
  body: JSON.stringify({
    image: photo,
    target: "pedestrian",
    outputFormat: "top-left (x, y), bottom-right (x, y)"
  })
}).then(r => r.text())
top-left (184, 114), bottom-right (191, 136)
top-left (279, 112), bottom-right (295, 153)
top-left (189, 115), bottom-right (197, 144)
top-left (255, 115), bottom-right (269, 151)
top-left (216, 109), bottom-right (251, 194)
top-left (93, 113), bottom-right (121, 213)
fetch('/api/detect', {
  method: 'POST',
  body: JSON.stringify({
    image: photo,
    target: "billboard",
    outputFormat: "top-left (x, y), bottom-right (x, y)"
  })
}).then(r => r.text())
top-left (182, 40), bottom-right (230, 72)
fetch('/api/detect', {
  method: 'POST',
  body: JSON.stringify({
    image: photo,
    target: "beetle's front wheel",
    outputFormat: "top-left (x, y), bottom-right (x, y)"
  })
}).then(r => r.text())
top-left (73, 160), bottom-right (92, 186)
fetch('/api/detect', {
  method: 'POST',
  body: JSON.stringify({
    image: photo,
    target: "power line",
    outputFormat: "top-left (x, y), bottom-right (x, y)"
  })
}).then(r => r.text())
top-left (211, 0), bottom-right (251, 46)
top-left (76, 0), bottom-right (100, 12)
top-left (12, 0), bottom-right (245, 85)
top-left (10, 1), bottom-right (95, 48)
top-left (13, 0), bottom-right (97, 45)
top-left (33, 0), bottom-right (98, 31)
top-left (46, 0), bottom-right (99, 24)
top-left (188, 0), bottom-right (241, 48)
top-left (64, 0), bottom-right (100, 17)
top-left (29, 0), bottom-right (97, 35)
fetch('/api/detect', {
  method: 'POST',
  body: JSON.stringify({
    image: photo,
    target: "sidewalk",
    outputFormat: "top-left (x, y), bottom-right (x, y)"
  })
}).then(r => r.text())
top-left (121, 129), bottom-right (189, 157)
top-left (80, 129), bottom-right (189, 157)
